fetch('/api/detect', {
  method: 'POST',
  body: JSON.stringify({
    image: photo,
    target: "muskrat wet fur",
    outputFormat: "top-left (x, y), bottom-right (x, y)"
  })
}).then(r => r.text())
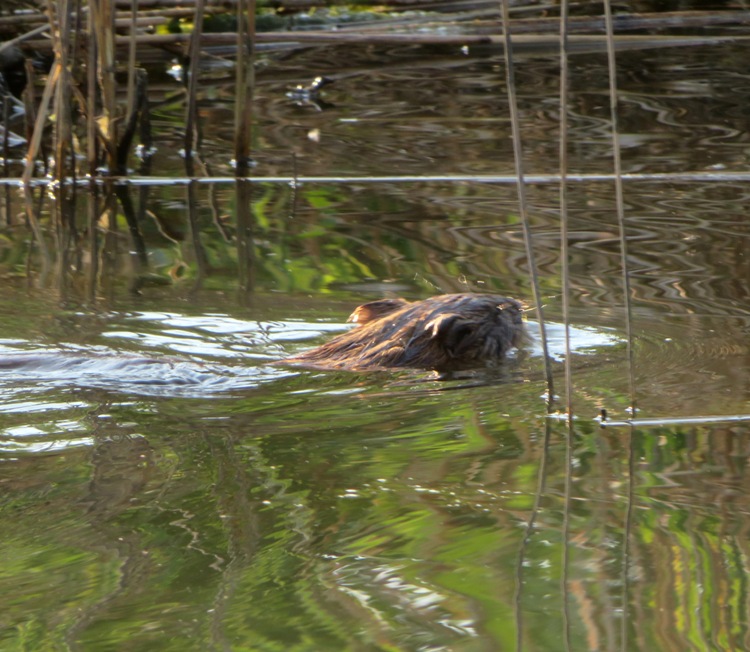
top-left (281, 293), bottom-right (526, 373)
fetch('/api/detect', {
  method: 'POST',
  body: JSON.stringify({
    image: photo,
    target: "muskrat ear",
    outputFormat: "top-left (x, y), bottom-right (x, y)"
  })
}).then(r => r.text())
top-left (347, 306), bottom-right (367, 324)
top-left (347, 298), bottom-right (408, 325)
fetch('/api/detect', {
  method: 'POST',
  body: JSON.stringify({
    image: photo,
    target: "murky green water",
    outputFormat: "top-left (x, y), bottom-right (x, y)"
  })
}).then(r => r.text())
top-left (1, 38), bottom-right (750, 651)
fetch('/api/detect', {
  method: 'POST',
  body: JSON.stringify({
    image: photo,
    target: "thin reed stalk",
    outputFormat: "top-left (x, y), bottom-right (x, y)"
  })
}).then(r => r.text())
top-left (86, 8), bottom-right (98, 176)
top-left (602, 2), bottom-right (637, 648)
top-left (603, 3), bottom-right (636, 413)
top-left (178, 0), bottom-right (210, 289)
top-left (47, 0), bottom-right (73, 179)
top-left (235, 0), bottom-right (256, 295)
top-left (48, 0), bottom-right (77, 288)
top-left (136, 71), bottom-right (155, 247)
top-left (184, 0), bottom-right (206, 158)
top-left (126, 0), bottom-right (139, 120)
top-left (558, 1), bottom-right (574, 649)
top-left (498, 0), bottom-right (554, 403)
top-left (22, 60), bottom-right (61, 273)
top-left (2, 86), bottom-right (10, 226)
top-left (89, 0), bottom-right (118, 171)
top-left (85, 0), bottom-right (100, 302)
top-left (0, 25), bottom-right (50, 52)
top-left (558, 9), bottom-right (573, 421)
top-left (234, 0), bottom-right (255, 173)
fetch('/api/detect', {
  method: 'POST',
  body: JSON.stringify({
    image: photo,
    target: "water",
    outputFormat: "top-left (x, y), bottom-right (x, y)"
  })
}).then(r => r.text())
top-left (1, 39), bottom-right (750, 651)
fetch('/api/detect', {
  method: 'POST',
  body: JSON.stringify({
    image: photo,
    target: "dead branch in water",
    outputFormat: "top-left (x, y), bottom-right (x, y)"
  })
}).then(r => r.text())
top-left (7, 7), bottom-right (749, 57)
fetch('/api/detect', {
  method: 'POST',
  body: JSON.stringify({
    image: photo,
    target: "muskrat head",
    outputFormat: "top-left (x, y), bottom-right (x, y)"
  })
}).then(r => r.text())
top-left (281, 293), bottom-right (527, 373)
top-left (401, 295), bottom-right (526, 371)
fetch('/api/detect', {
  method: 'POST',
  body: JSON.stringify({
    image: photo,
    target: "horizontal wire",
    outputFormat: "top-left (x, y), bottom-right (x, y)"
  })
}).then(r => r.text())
top-left (4, 171), bottom-right (750, 187)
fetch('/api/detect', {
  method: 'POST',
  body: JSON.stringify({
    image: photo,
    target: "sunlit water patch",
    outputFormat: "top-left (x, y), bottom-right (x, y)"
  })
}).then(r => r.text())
top-left (0, 328), bottom-right (294, 399)
top-left (525, 321), bottom-right (622, 361)
top-left (0, 313), bottom-right (624, 407)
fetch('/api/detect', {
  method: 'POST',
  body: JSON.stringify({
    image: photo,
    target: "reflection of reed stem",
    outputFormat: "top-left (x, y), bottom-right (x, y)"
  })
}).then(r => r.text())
top-left (186, 180), bottom-right (208, 290)
top-left (514, 418), bottom-right (552, 652)
top-left (288, 153), bottom-right (299, 221)
top-left (562, 429), bottom-right (573, 652)
top-left (86, 181), bottom-right (99, 302)
top-left (236, 180), bottom-right (255, 295)
top-left (114, 185), bottom-right (148, 269)
top-left (209, 181), bottom-right (232, 243)
top-left (621, 425), bottom-right (637, 649)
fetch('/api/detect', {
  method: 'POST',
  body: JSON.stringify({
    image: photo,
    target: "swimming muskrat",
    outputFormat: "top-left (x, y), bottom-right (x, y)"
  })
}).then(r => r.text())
top-left (281, 293), bottom-right (526, 372)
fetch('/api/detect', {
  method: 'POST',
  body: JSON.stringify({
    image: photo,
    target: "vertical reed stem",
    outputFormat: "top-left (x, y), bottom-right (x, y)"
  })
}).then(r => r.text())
top-left (602, 2), bottom-right (637, 648)
top-left (22, 61), bottom-right (60, 274)
top-left (126, 0), bottom-right (138, 120)
top-left (558, 3), bottom-right (573, 651)
top-left (235, 0), bottom-right (256, 174)
top-left (184, 0), bottom-right (205, 158)
top-left (89, 0), bottom-right (118, 172)
top-left (235, 0), bottom-right (256, 295)
top-left (2, 82), bottom-right (10, 226)
top-left (498, 0), bottom-right (555, 401)
top-left (86, 2), bottom-right (99, 302)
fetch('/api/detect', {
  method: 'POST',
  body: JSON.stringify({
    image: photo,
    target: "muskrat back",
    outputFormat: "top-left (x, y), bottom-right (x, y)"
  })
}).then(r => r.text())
top-left (281, 293), bottom-right (526, 372)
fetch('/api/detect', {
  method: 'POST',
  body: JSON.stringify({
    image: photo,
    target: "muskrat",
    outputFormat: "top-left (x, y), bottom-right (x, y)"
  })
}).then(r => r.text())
top-left (281, 293), bottom-right (526, 373)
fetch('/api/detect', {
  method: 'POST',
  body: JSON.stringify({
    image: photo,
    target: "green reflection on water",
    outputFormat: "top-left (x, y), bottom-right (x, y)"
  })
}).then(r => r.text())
top-left (1, 366), bottom-right (749, 650)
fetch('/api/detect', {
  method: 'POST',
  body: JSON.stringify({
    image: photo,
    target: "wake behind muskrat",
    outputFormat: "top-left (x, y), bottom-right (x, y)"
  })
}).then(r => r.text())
top-left (280, 293), bottom-right (526, 373)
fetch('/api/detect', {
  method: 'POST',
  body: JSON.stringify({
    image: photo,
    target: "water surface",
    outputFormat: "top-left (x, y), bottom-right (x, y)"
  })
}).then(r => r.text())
top-left (1, 37), bottom-right (750, 652)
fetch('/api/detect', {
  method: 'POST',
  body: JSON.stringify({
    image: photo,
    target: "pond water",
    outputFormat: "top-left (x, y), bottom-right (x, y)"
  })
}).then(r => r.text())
top-left (1, 37), bottom-right (750, 651)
